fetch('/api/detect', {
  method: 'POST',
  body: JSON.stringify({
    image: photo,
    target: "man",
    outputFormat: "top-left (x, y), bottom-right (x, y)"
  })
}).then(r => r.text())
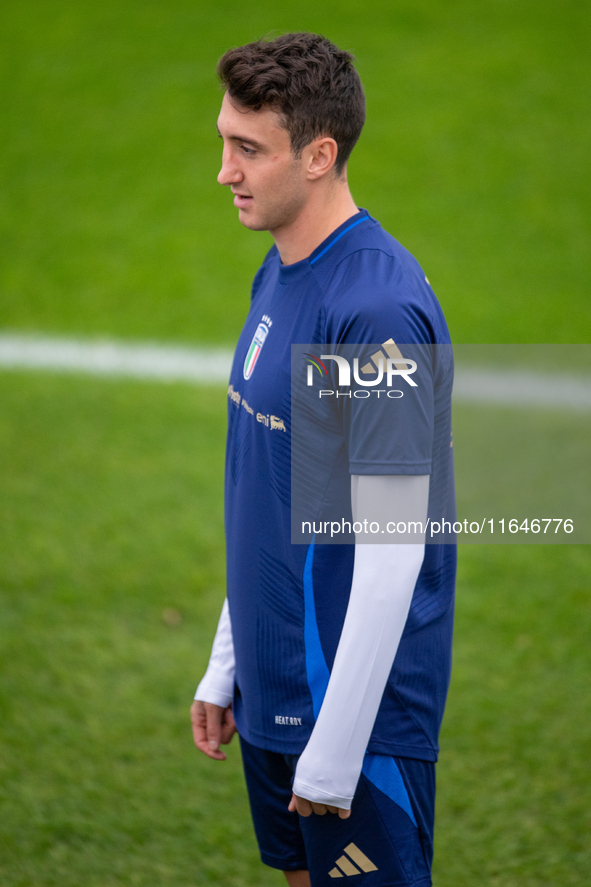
top-left (191, 33), bottom-right (455, 887)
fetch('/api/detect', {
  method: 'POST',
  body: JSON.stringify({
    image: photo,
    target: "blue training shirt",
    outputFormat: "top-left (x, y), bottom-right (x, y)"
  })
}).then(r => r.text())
top-left (225, 210), bottom-right (456, 762)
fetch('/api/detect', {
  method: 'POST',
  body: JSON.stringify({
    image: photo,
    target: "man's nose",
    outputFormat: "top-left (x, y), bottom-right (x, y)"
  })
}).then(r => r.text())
top-left (218, 148), bottom-right (242, 186)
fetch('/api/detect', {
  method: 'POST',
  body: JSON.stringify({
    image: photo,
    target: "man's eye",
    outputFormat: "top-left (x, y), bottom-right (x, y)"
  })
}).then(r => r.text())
top-left (240, 145), bottom-right (256, 156)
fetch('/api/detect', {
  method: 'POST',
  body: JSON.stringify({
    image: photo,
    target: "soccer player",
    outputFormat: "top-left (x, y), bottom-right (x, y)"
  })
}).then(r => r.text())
top-left (191, 33), bottom-right (456, 887)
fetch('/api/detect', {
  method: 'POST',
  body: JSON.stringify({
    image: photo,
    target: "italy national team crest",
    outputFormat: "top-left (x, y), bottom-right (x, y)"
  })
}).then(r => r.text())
top-left (243, 322), bottom-right (269, 380)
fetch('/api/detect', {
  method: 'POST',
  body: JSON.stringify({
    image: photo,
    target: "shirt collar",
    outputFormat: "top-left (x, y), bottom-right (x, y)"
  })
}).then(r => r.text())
top-left (276, 209), bottom-right (371, 285)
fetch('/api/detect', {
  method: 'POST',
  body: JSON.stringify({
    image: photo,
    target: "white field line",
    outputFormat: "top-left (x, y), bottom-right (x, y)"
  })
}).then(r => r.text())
top-left (453, 366), bottom-right (591, 411)
top-left (0, 334), bottom-right (233, 383)
top-left (0, 334), bottom-right (590, 410)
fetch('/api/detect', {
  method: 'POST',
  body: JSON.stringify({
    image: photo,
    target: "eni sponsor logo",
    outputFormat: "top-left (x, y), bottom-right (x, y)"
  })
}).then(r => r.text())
top-left (258, 413), bottom-right (286, 431)
top-left (243, 314), bottom-right (273, 380)
top-left (329, 843), bottom-right (378, 878)
top-left (306, 338), bottom-right (417, 399)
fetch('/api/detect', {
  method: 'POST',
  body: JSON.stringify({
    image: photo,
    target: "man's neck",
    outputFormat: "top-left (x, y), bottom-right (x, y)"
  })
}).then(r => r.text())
top-left (271, 179), bottom-right (359, 266)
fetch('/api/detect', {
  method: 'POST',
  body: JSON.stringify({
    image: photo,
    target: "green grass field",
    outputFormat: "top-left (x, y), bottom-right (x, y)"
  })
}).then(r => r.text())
top-left (1, 1), bottom-right (590, 885)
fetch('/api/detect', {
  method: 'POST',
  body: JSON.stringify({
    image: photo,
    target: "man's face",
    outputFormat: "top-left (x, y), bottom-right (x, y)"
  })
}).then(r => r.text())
top-left (217, 92), bottom-right (308, 234)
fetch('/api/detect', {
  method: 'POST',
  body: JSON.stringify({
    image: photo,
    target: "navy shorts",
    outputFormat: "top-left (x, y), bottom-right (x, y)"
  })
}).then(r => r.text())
top-left (239, 736), bottom-right (435, 886)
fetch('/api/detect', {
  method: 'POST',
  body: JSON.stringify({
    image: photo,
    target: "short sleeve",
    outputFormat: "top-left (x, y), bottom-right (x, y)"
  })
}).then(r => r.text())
top-left (321, 249), bottom-right (450, 476)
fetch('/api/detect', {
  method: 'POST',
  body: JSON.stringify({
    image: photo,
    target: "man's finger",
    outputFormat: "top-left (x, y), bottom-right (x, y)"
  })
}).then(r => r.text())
top-left (289, 792), bottom-right (352, 818)
top-left (205, 702), bottom-right (223, 751)
top-left (311, 802), bottom-right (328, 816)
top-left (190, 700), bottom-right (228, 760)
top-left (288, 793), bottom-right (314, 817)
top-left (219, 705), bottom-right (237, 745)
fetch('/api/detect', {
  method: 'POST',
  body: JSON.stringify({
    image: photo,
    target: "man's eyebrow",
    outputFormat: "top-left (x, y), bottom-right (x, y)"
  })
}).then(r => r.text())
top-left (216, 125), bottom-right (264, 150)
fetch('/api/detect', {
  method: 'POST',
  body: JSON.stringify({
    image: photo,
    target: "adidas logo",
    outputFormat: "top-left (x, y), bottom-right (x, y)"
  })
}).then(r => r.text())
top-left (328, 842), bottom-right (378, 878)
top-left (360, 338), bottom-right (408, 376)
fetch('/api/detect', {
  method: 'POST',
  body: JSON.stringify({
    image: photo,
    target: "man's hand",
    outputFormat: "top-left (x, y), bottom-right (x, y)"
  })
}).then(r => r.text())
top-left (288, 793), bottom-right (351, 819)
top-left (191, 699), bottom-right (237, 760)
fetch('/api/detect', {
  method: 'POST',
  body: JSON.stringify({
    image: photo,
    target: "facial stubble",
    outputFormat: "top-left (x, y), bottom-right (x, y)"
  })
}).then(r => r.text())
top-left (239, 155), bottom-right (308, 234)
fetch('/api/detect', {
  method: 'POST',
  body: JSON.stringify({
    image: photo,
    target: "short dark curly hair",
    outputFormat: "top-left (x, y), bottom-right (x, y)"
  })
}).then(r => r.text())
top-left (217, 33), bottom-right (366, 175)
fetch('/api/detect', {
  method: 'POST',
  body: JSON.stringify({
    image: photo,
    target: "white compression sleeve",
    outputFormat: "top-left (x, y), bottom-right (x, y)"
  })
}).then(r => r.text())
top-left (194, 598), bottom-right (236, 708)
top-left (292, 475), bottom-right (429, 809)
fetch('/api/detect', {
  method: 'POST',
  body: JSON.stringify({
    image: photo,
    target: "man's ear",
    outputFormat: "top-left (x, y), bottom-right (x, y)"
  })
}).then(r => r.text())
top-left (305, 137), bottom-right (339, 181)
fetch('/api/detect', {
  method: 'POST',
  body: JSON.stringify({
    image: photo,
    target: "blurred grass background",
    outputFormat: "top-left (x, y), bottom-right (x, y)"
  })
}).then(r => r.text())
top-left (0, 1), bottom-right (590, 885)
top-left (2, 0), bottom-right (590, 344)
